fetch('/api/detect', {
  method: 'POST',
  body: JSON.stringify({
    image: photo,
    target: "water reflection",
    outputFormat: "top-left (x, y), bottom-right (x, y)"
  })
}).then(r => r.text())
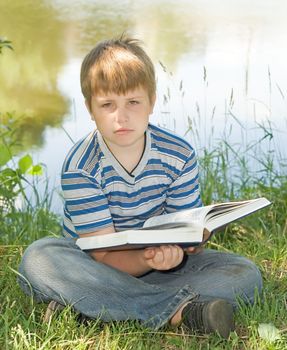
top-left (0, 0), bottom-right (286, 170)
top-left (0, 0), bottom-right (207, 150)
top-left (0, 0), bottom-right (69, 149)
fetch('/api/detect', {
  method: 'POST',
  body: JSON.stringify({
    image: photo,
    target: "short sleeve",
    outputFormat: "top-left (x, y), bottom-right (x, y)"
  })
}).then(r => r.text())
top-left (165, 150), bottom-right (202, 213)
top-left (61, 170), bottom-right (113, 236)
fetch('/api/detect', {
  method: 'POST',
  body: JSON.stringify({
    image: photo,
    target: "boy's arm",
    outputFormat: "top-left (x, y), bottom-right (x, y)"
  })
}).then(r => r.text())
top-left (80, 228), bottom-right (184, 277)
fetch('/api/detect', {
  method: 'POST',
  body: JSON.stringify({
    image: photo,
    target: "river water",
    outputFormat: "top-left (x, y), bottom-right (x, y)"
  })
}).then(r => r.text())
top-left (0, 0), bottom-right (286, 211)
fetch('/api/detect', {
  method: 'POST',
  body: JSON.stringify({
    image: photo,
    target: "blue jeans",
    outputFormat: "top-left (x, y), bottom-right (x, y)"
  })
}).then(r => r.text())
top-left (18, 237), bottom-right (262, 329)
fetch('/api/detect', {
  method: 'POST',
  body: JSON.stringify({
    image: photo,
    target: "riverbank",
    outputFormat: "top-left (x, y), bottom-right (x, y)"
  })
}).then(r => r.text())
top-left (1, 143), bottom-right (286, 350)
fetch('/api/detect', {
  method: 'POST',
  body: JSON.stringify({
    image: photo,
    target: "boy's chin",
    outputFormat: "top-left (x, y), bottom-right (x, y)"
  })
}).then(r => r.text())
top-left (105, 134), bottom-right (145, 148)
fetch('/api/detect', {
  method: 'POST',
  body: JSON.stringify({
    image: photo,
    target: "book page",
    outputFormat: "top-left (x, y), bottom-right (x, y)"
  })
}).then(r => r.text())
top-left (128, 225), bottom-right (203, 244)
top-left (143, 198), bottom-right (270, 232)
top-left (143, 206), bottom-right (213, 228)
top-left (76, 224), bottom-right (204, 251)
top-left (204, 197), bottom-right (271, 232)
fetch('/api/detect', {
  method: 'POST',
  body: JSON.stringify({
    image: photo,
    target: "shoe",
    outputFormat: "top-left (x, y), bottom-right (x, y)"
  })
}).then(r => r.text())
top-left (43, 300), bottom-right (65, 323)
top-left (181, 299), bottom-right (235, 338)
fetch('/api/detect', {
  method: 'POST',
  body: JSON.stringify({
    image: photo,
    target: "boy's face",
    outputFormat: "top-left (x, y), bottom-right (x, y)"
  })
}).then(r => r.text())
top-left (87, 86), bottom-right (155, 151)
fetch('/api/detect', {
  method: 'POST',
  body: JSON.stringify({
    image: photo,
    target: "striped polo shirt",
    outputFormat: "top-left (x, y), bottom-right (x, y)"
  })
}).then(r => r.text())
top-left (61, 123), bottom-right (202, 237)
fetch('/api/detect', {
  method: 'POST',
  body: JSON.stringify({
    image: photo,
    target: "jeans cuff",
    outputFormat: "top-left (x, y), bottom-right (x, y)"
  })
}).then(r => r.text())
top-left (143, 285), bottom-right (198, 330)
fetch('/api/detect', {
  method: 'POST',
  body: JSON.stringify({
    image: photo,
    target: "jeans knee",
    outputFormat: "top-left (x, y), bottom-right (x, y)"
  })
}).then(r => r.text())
top-left (241, 257), bottom-right (262, 287)
top-left (20, 238), bottom-right (53, 273)
top-left (18, 237), bottom-right (68, 288)
top-left (18, 238), bottom-right (57, 299)
top-left (232, 256), bottom-right (263, 304)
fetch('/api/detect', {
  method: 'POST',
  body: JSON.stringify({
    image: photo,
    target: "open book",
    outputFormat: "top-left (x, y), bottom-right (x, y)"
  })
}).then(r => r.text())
top-left (76, 197), bottom-right (271, 251)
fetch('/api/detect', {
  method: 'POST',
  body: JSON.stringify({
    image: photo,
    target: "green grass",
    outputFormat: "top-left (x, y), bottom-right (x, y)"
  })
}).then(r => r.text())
top-left (1, 139), bottom-right (287, 350)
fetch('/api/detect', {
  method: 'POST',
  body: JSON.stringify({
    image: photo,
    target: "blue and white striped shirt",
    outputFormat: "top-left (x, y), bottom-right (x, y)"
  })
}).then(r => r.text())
top-left (61, 123), bottom-right (202, 237)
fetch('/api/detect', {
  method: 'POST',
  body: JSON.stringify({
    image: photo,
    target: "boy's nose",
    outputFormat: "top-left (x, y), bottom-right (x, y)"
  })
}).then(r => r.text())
top-left (114, 107), bottom-right (128, 123)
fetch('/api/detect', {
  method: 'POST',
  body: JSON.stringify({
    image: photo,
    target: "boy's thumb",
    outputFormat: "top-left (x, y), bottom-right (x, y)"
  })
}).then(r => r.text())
top-left (144, 248), bottom-right (155, 259)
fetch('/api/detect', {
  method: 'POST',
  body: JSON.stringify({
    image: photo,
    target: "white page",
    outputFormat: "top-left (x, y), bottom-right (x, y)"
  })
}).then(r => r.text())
top-left (205, 198), bottom-right (271, 232)
top-left (76, 225), bottom-right (204, 250)
top-left (143, 206), bottom-right (213, 228)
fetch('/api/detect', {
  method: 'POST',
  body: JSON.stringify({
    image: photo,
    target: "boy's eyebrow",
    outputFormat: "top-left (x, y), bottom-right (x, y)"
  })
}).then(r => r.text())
top-left (94, 96), bottom-right (113, 102)
top-left (94, 94), bottom-right (146, 101)
top-left (126, 95), bottom-right (145, 99)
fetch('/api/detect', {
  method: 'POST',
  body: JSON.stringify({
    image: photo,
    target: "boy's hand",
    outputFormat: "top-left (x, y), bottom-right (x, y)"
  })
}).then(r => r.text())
top-left (143, 245), bottom-right (184, 270)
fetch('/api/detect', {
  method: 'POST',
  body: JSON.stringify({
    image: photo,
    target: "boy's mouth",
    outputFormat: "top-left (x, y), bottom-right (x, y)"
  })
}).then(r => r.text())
top-left (114, 128), bottom-right (133, 135)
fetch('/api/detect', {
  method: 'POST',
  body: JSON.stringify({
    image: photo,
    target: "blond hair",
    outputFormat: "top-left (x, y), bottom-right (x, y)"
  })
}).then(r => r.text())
top-left (80, 36), bottom-right (156, 108)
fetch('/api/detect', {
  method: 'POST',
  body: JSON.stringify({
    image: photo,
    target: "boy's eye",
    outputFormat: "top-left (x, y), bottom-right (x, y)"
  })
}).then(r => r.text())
top-left (101, 102), bottom-right (112, 108)
top-left (129, 100), bottom-right (139, 105)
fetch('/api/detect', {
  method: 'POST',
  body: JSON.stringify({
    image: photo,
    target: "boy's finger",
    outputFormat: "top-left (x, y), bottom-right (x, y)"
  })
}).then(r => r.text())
top-left (185, 246), bottom-right (203, 254)
top-left (144, 248), bottom-right (156, 259)
top-left (186, 246), bottom-right (196, 253)
top-left (160, 245), bottom-right (173, 261)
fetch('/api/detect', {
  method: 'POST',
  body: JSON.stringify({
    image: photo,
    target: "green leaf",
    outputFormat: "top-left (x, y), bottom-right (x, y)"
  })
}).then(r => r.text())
top-left (258, 323), bottom-right (281, 342)
top-left (18, 154), bottom-right (33, 174)
top-left (0, 144), bottom-right (12, 166)
top-left (28, 164), bottom-right (43, 176)
top-left (1, 167), bottom-right (16, 177)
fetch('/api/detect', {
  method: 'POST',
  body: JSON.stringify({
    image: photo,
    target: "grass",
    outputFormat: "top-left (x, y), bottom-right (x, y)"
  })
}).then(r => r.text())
top-left (1, 131), bottom-right (287, 350)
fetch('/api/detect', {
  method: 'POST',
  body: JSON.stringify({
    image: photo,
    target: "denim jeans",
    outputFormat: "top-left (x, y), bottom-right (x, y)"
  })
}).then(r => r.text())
top-left (18, 237), bottom-right (262, 329)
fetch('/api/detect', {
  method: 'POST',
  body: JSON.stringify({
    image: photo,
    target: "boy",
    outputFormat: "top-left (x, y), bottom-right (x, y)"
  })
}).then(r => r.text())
top-left (18, 36), bottom-right (262, 338)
